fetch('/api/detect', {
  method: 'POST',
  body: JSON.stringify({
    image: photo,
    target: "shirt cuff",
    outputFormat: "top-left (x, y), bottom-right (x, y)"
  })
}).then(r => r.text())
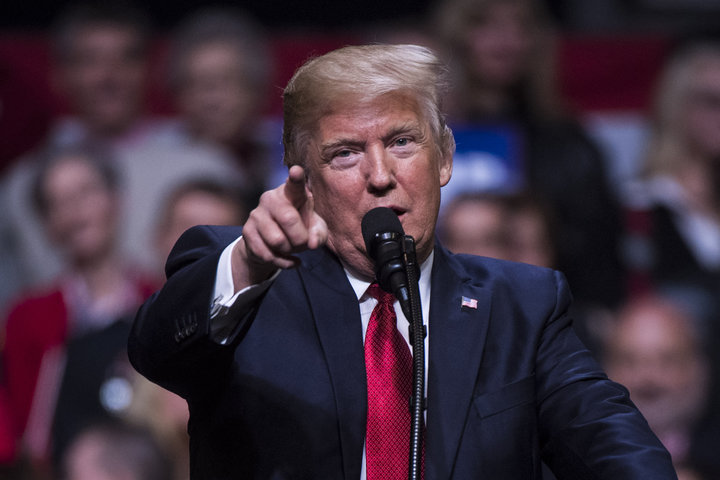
top-left (209, 236), bottom-right (279, 344)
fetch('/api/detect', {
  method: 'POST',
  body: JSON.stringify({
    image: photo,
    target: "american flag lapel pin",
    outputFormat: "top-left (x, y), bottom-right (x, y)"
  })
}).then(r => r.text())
top-left (461, 296), bottom-right (478, 310)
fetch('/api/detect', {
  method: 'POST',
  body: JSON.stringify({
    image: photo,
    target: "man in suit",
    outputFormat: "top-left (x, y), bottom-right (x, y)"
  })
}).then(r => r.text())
top-left (128, 44), bottom-right (677, 479)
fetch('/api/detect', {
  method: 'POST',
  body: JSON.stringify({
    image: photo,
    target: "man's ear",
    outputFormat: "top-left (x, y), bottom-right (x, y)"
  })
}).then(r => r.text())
top-left (438, 151), bottom-right (453, 187)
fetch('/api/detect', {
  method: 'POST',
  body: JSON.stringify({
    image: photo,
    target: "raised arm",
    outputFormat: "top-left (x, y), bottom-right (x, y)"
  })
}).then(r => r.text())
top-left (128, 166), bottom-right (328, 399)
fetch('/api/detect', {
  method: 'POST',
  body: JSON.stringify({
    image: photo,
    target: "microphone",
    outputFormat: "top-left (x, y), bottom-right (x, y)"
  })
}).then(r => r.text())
top-left (361, 207), bottom-right (412, 316)
top-left (362, 207), bottom-right (426, 479)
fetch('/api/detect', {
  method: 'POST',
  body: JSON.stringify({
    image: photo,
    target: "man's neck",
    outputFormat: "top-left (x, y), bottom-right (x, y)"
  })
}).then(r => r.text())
top-left (345, 249), bottom-right (435, 302)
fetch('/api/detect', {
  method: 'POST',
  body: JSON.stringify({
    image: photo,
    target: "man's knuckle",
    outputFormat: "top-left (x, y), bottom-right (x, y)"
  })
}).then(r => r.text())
top-left (266, 232), bottom-right (289, 250)
top-left (277, 209), bottom-right (300, 226)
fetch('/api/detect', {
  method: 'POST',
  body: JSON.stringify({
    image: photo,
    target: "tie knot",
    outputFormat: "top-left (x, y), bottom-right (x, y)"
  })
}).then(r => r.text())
top-left (366, 282), bottom-right (395, 307)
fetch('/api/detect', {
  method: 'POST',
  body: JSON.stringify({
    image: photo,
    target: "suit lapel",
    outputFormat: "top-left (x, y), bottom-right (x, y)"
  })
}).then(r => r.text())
top-left (425, 247), bottom-right (492, 480)
top-left (298, 248), bottom-right (366, 480)
top-left (295, 246), bottom-right (492, 480)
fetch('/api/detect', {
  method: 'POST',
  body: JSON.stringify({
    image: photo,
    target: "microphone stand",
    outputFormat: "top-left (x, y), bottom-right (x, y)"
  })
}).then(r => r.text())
top-left (400, 236), bottom-right (425, 480)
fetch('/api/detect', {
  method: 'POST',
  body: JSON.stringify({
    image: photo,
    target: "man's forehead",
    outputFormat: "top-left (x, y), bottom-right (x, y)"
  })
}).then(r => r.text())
top-left (316, 95), bottom-right (427, 136)
top-left (67, 25), bottom-right (143, 57)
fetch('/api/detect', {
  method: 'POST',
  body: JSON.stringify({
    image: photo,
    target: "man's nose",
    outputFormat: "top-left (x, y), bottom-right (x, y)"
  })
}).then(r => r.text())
top-left (365, 145), bottom-right (396, 193)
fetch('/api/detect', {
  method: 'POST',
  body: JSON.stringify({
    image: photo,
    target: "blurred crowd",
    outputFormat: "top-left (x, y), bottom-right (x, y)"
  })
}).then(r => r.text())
top-left (0, 0), bottom-right (719, 479)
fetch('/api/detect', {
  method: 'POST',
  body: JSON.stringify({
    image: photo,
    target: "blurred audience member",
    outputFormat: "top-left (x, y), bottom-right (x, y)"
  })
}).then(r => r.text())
top-left (118, 178), bottom-right (247, 480)
top-left (0, 1), bottom-right (161, 307)
top-left (0, 4), bottom-right (246, 307)
top-left (2, 145), bottom-right (155, 474)
top-left (603, 295), bottom-right (720, 479)
top-left (125, 379), bottom-right (190, 480)
top-left (634, 41), bottom-right (720, 302)
top-left (439, 193), bottom-right (510, 259)
top-left (153, 178), bottom-right (248, 279)
top-left (439, 190), bottom-right (609, 355)
top-left (116, 140), bottom-right (241, 277)
top-left (439, 192), bottom-right (556, 267)
top-left (163, 8), bottom-right (275, 204)
top-left (436, 0), bottom-right (625, 309)
top-left (504, 194), bottom-right (556, 268)
top-left (61, 422), bottom-right (172, 480)
top-left (47, 1), bottom-right (155, 149)
top-left (437, 0), bottom-right (556, 122)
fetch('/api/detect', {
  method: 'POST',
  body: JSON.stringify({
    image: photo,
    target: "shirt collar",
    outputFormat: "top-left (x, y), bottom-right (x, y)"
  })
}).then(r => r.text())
top-left (346, 249), bottom-right (435, 302)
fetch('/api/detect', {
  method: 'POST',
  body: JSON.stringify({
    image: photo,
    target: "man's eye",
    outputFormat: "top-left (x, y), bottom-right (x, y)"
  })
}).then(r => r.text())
top-left (328, 149), bottom-right (359, 168)
top-left (395, 138), bottom-right (410, 147)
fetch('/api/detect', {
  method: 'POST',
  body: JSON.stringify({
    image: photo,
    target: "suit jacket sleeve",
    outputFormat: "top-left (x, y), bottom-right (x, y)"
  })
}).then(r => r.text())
top-left (537, 270), bottom-right (676, 479)
top-left (127, 225), bottom-right (251, 400)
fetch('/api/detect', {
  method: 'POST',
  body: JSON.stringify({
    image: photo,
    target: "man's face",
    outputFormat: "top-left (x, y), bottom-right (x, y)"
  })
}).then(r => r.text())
top-left (465, 1), bottom-right (534, 88)
top-left (305, 93), bottom-right (452, 280)
top-left (443, 199), bottom-right (509, 259)
top-left (42, 155), bottom-right (117, 265)
top-left (177, 42), bottom-right (261, 146)
top-left (604, 304), bottom-right (708, 433)
top-left (55, 25), bottom-right (146, 135)
top-left (156, 190), bottom-right (244, 264)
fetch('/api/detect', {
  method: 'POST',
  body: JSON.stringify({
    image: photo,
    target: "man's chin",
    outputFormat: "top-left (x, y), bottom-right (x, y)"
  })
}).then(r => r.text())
top-left (334, 248), bottom-right (376, 282)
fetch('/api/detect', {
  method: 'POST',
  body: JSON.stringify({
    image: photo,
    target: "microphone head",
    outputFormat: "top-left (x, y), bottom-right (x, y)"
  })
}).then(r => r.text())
top-left (361, 207), bottom-right (404, 256)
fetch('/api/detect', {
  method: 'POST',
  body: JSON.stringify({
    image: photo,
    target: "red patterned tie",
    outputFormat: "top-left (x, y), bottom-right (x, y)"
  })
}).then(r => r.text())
top-left (365, 282), bottom-right (413, 479)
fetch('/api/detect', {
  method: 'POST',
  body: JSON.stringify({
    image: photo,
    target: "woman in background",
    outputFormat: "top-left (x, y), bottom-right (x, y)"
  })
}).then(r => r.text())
top-left (640, 41), bottom-right (720, 296)
top-left (2, 144), bottom-right (156, 475)
top-left (435, 0), bottom-right (625, 310)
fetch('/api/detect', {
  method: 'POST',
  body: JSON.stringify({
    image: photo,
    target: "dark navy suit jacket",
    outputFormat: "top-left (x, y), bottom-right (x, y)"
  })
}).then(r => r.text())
top-left (128, 225), bottom-right (676, 479)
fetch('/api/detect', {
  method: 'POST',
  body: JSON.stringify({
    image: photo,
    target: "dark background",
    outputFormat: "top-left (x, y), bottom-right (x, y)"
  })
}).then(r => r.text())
top-left (4, 0), bottom-right (449, 31)
top-left (4, 0), bottom-right (720, 37)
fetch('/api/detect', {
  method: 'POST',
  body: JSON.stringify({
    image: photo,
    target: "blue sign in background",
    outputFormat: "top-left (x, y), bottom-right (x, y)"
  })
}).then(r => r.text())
top-left (440, 124), bottom-right (525, 212)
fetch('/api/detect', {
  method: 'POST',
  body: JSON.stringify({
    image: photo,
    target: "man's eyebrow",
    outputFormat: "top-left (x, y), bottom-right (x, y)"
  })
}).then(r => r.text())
top-left (319, 138), bottom-right (366, 155)
top-left (381, 122), bottom-right (424, 143)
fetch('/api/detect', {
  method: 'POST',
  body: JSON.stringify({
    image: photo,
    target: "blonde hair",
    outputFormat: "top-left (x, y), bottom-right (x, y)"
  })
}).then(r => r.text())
top-left (282, 44), bottom-right (455, 167)
top-left (645, 42), bottom-right (720, 177)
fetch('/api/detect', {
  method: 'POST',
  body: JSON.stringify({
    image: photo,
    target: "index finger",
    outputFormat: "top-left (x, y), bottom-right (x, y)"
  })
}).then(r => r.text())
top-left (284, 165), bottom-right (309, 210)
